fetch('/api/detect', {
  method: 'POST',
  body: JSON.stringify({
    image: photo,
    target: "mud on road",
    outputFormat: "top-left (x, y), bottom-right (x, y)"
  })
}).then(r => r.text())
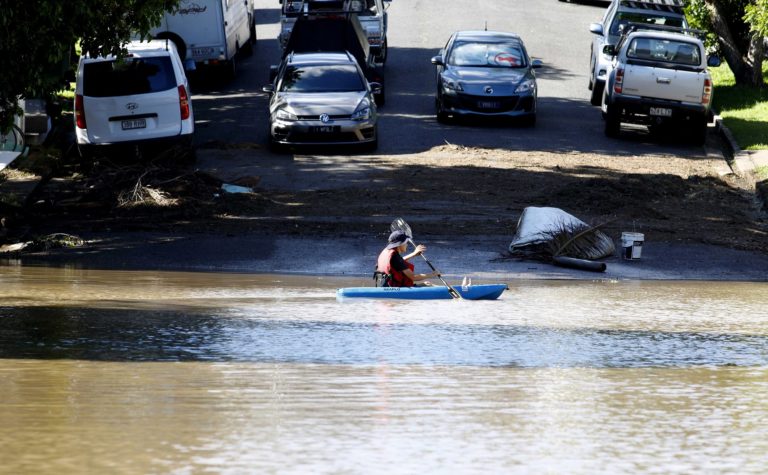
top-left (5, 134), bottom-right (766, 257)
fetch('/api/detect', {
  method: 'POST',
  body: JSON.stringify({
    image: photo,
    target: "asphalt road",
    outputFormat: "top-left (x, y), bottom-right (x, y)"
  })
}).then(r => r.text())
top-left (191, 0), bottom-right (710, 159)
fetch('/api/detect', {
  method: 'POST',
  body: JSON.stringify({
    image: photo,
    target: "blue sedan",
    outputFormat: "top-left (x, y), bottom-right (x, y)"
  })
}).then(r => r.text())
top-left (431, 30), bottom-right (542, 125)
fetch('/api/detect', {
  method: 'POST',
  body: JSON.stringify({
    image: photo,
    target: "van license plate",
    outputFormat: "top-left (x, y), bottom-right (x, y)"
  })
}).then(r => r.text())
top-left (650, 107), bottom-right (672, 117)
top-left (309, 126), bottom-right (339, 133)
top-left (121, 119), bottom-right (146, 130)
top-left (192, 47), bottom-right (215, 57)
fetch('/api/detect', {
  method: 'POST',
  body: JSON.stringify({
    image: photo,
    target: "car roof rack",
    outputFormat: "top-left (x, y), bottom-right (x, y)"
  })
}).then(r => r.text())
top-left (619, 22), bottom-right (706, 40)
top-left (618, 0), bottom-right (686, 14)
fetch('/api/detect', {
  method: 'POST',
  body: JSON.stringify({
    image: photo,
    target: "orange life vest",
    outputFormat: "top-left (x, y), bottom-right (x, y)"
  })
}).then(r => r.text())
top-left (376, 248), bottom-right (414, 287)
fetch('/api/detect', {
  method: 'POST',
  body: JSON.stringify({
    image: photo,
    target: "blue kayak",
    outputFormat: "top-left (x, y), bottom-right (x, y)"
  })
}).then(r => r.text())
top-left (336, 284), bottom-right (508, 301)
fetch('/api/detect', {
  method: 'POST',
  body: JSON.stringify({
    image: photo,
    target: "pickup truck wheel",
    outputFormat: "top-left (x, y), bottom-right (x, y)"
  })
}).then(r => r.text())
top-left (378, 38), bottom-right (388, 65)
top-left (374, 86), bottom-right (386, 107)
top-left (590, 81), bottom-right (603, 106)
top-left (604, 104), bottom-right (620, 138)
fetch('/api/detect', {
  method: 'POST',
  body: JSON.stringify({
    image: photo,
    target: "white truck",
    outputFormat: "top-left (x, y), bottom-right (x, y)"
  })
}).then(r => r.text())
top-left (601, 25), bottom-right (719, 144)
top-left (278, 0), bottom-right (391, 64)
top-left (588, 0), bottom-right (687, 106)
top-left (149, 0), bottom-right (256, 78)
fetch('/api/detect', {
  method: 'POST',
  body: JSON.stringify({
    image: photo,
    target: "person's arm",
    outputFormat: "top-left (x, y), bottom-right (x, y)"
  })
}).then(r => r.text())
top-left (403, 244), bottom-right (427, 261)
top-left (402, 268), bottom-right (439, 282)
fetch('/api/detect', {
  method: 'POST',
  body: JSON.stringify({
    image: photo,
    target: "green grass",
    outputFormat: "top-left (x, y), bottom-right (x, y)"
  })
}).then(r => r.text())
top-left (711, 63), bottom-right (768, 151)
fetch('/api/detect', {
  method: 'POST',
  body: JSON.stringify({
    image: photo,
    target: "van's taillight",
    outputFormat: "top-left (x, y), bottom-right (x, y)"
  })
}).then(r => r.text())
top-left (614, 68), bottom-right (624, 94)
top-left (702, 78), bottom-right (712, 105)
top-left (178, 85), bottom-right (190, 120)
top-left (75, 94), bottom-right (86, 129)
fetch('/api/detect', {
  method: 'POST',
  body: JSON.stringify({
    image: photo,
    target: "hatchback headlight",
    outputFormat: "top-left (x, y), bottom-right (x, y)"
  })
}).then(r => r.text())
top-left (515, 79), bottom-right (536, 94)
top-left (351, 106), bottom-right (372, 121)
top-left (442, 78), bottom-right (464, 93)
top-left (275, 108), bottom-right (298, 121)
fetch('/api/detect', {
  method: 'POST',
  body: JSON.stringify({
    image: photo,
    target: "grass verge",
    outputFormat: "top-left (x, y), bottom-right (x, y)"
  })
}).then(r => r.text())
top-left (711, 63), bottom-right (768, 151)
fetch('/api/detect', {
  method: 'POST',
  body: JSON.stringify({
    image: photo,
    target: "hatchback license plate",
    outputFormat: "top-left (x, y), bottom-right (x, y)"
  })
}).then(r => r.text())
top-left (121, 119), bottom-right (146, 130)
top-left (478, 101), bottom-right (501, 109)
top-left (309, 126), bottom-right (339, 133)
top-left (650, 107), bottom-right (672, 117)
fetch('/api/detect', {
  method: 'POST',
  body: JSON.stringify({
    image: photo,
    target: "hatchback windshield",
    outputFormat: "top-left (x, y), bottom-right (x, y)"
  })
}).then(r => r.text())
top-left (610, 12), bottom-right (685, 36)
top-left (449, 41), bottom-right (526, 68)
top-left (627, 38), bottom-right (701, 66)
top-left (279, 64), bottom-right (365, 92)
top-left (83, 57), bottom-right (176, 97)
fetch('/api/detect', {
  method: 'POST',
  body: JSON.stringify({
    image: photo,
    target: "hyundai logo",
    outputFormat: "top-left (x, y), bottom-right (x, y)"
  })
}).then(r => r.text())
top-left (319, 113), bottom-right (330, 123)
top-left (484, 86), bottom-right (494, 95)
top-left (125, 102), bottom-right (139, 111)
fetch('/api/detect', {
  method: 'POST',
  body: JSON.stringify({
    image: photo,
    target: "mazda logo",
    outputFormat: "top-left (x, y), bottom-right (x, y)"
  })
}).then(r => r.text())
top-left (484, 86), bottom-right (494, 95)
top-left (125, 102), bottom-right (139, 111)
top-left (319, 113), bottom-right (330, 123)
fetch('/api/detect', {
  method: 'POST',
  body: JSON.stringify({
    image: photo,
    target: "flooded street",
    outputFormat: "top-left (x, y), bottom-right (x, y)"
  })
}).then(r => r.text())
top-left (1, 266), bottom-right (767, 474)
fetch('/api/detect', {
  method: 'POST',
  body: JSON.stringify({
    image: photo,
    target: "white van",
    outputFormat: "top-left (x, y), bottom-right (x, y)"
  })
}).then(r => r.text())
top-left (74, 40), bottom-right (195, 158)
top-left (149, 0), bottom-right (255, 77)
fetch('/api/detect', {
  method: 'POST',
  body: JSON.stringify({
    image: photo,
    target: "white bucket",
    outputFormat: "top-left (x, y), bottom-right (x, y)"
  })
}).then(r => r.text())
top-left (621, 232), bottom-right (644, 260)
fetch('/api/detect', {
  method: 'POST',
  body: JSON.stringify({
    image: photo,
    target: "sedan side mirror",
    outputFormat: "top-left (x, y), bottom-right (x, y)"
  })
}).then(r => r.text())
top-left (369, 82), bottom-right (383, 95)
top-left (602, 45), bottom-right (617, 56)
top-left (430, 55), bottom-right (444, 66)
top-left (707, 56), bottom-right (721, 68)
top-left (531, 59), bottom-right (543, 69)
top-left (262, 85), bottom-right (275, 94)
top-left (589, 22), bottom-right (604, 36)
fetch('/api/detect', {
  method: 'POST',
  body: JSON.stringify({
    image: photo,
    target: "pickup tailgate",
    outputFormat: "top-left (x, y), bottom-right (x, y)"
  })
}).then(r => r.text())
top-left (622, 64), bottom-right (705, 103)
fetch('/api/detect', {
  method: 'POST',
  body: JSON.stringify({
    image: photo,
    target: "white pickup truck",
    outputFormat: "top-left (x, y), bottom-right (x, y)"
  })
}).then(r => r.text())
top-left (278, 0), bottom-right (391, 64)
top-left (601, 25), bottom-right (719, 144)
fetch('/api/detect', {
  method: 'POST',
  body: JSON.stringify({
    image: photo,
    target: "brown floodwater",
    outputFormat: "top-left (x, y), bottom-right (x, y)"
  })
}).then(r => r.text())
top-left (1, 265), bottom-right (767, 474)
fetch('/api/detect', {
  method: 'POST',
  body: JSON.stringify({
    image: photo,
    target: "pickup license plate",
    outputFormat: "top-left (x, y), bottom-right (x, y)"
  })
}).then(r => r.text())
top-left (309, 126), bottom-right (339, 133)
top-left (477, 101), bottom-right (501, 109)
top-left (649, 107), bottom-right (672, 117)
top-left (121, 118), bottom-right (146, 130)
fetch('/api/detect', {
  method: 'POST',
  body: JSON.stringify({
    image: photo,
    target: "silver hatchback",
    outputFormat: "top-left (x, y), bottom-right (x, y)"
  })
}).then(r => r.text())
top-left (263, 52), bottom-right (380, 151)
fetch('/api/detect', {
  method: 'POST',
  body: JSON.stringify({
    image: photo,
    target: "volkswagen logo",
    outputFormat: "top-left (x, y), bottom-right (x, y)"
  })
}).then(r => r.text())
top-left (484, 86), bottom-right (494, 95)
top-left (319, 113), bottom-right (330, 123)
top-left (125, 102), bottom-right (139, 111)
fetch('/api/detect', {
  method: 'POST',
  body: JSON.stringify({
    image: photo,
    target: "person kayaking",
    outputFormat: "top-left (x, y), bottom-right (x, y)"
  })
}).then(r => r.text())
top-left (374, 230), bottom-right (440, 287)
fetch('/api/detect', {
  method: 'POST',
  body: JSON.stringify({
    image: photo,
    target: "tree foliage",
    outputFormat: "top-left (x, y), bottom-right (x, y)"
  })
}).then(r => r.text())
top-left (686, 0), bottom-right (765, 87)
top-left (744, 0), bottom-right (768, 37)
top-left (0, 0), bottom-right (179, 131)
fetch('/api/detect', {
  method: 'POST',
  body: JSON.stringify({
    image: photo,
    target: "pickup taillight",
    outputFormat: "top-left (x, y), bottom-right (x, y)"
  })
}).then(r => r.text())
top-left (75, 94), bottom-right (86, 129)
top-left (702, 78), bottom-right (712, 105)
top-left (614, 68), bottom-right (624, 94)
top-left (178, 85), bottom-right (190, 120)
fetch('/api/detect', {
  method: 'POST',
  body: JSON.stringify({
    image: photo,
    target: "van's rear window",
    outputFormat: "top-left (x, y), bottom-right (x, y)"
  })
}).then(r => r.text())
top-left (83, 57), bottom-right (176, 97)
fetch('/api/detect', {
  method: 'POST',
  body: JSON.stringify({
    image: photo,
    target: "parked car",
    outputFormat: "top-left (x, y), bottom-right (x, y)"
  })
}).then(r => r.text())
top-left (601, 25), bottom-right (718, 144)
top-left (430, 30), bottom-right (542, 125)
top-left (149, 0), bottom-right (254, 78)
top-left (262, 52), bottom-right (380, 150)
top-left (279, 4), bottom-right (386, 106)
top-left (74, 40), bottom-right (195, 159)
top-left (588, 0), bottom-right (686, 105)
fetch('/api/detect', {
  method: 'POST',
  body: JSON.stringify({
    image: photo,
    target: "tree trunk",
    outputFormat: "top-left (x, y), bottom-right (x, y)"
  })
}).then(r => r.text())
top-left (704, 0), bottom-right (764, 87)
top-left (747, 33), bottom-right (765, 86)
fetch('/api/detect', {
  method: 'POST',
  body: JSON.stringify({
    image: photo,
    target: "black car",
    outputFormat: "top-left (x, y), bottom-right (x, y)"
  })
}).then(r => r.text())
top-left (431, 30), bottom-right (542, 125)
